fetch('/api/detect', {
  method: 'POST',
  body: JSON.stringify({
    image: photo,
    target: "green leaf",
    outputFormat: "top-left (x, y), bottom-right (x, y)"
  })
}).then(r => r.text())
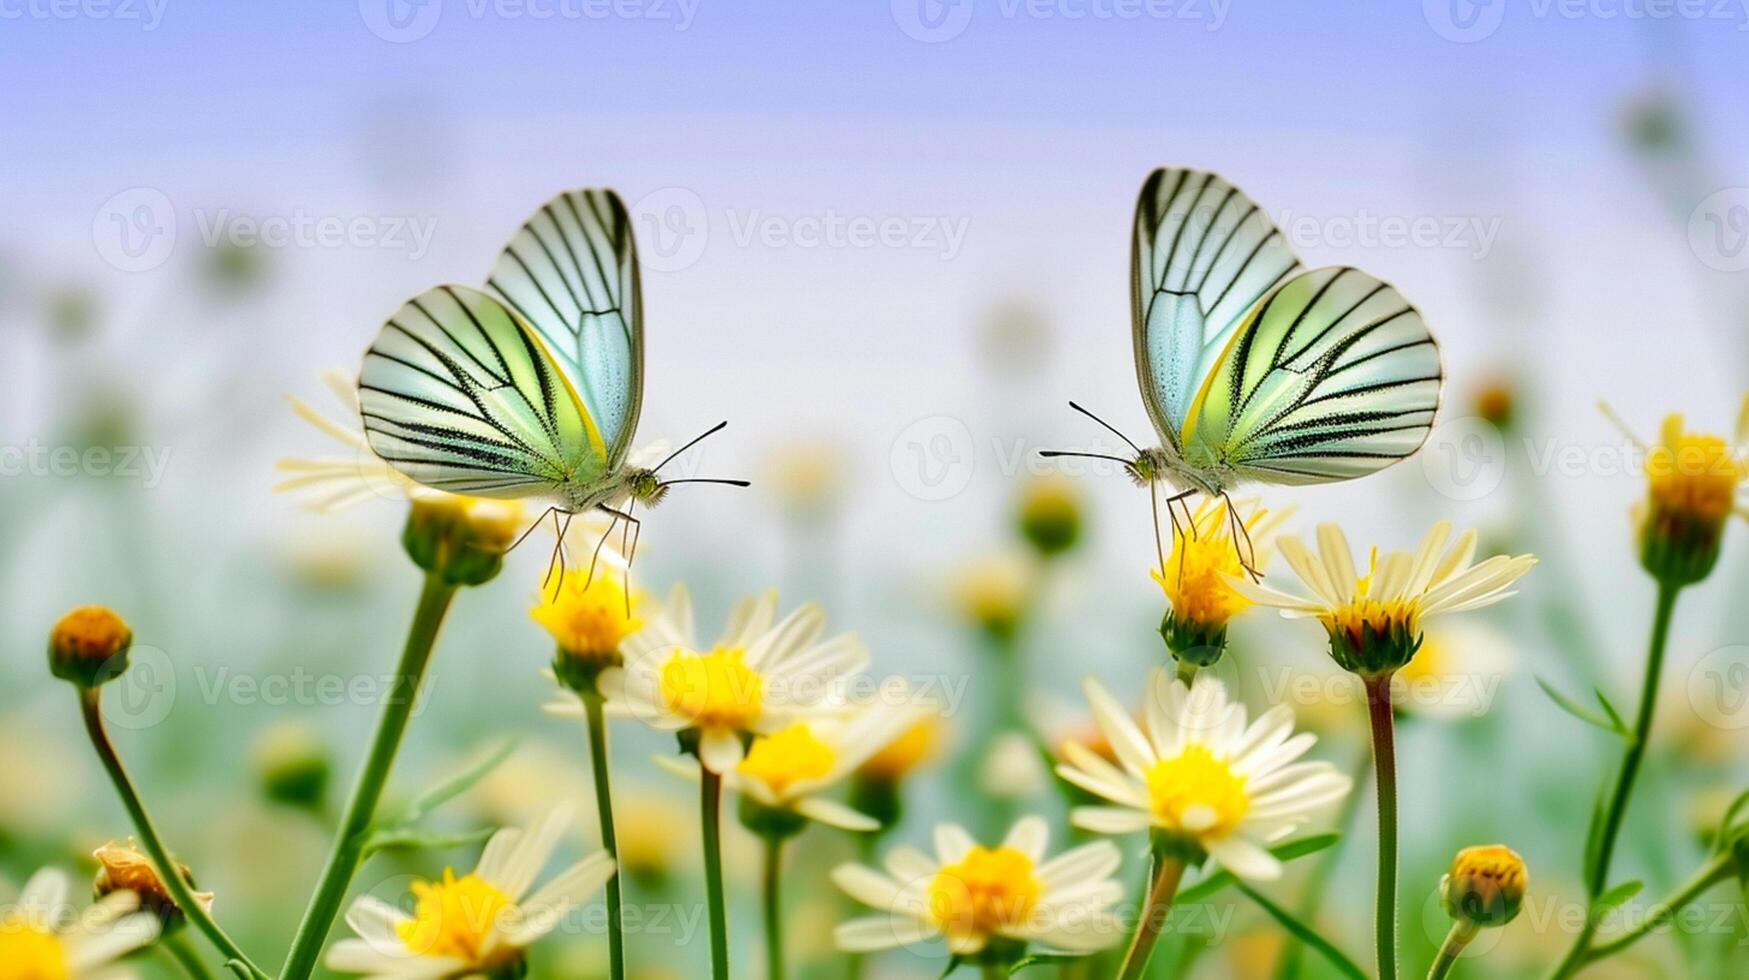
top-left (1596, 879), bottom-right (1644, 914)
top-left (392, 737), bottom-right (520, 826)
top-left (1593, 688), bottom-right (1629, 734)
top-left (1177, 834), bottom-right (1340, 904)
top-left (1007, 952), bottom-right (1083, 974)
top-left (1234, 882), bottom-right (1368, 980)
top-left (363, 826), bottom-right (497, 858)
top-left (1582, 782), bottom-right (1610, 887)
top-left (1537, 676), bottom-right (1627, 736)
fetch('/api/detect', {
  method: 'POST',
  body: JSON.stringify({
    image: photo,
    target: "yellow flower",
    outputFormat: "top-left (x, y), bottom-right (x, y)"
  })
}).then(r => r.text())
top-left (858, 712), bottom-right (943, 784)
top-left (1151, 497), bottom-right (1290, 659)
top-left (1441, 844), bottom-right (1528, 928)
top-left (401, 494), bottom-right (524, 586)
top-left (1604, 395), bottom-right (1749, 583)
top-left (1238, 521), bottom-right (1535, 676)
top-left (531, 574), bottom-right (642, 681)
top-left (47, 605), bottom-right (133, 688)
top-left (833, 817), bottom-right (1125, 959)
top-left (0, 868), bottom-right (159, 980)
top-left (954, 552), bottom-right (1034, 642)
top-left (762, 438), bottom-right (850, 520)
top-left (1018, 477), bottom-right (1081, 557)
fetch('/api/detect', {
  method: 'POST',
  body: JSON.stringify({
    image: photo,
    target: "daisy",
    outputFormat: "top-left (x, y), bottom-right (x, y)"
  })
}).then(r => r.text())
top-left (1150, 496), bottom-right (1291, 658)
top-left (600, 583), bottom-right (869, 773)
top-left (1603, 394), bottom-right (1749, 582)
top-left (1235, 520), bottom-right (1535, 676)
top-left (325, 810), bottom-right (615, 979)
top-left (1057, 670), bottom-right (1350, 881)
top-left (0, 867), bottom-right (160, 980)
top-left (832, 816), bottom-right (1125, 966)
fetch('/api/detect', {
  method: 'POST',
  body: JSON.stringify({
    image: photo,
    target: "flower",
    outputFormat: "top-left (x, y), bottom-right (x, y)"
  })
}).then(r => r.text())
top-left (401, 494), bottom-right (524, 586)
top-left (531, 573), bottom-right (642, 690)
top-left (1603, 395), bottom-right (1749, 583)
top-left (274, 369), bottom-right (419, 512)
top-left (590, 584), bottom-right (868, 772)
top-left (1017, 477), bottom-right (1081, 557)
top-left (0, 867), bottom-right (160, 980)
top-left (1151, 497), bottom-right (1290, 661)
top-left (1440, 844), bottom-right (1528, 928)
top-left (326, 809), bottom-right (615, 979)
top-left (954, 552), bottom-right (1035, 642)
top-left (858, 710), bottom-right (943, 785)
top-left (832, 816), bottom-right (1125, 961)
top-left (48, 606), bottom-right (133, 689)
top-left (92, 840), bottom-right (214, 928)
top-left (250, 720), bottom-right (331, 811)
top-left (1057, 670), bottom-right (1349, 880)
top-left (658, 705), bottom-right (920, 834)
top-left (1236, 521), bottom-right (1535, 676)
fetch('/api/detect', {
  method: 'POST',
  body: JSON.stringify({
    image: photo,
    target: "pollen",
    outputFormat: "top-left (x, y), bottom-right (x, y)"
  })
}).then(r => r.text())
top-left (395, 870), bottom-right (514, 963)
top-left (738, 722), bottom-right (836, 796)
top-left (659, 646), bottom-right (764, 731)
top-left (0, 920), bottom-right (68, 980)
top-left (531, 574), bottom-right (641, 664)
top-left (927, 845), bottom-right (1042, 939)
top-left (1145, 743), bottom-right (1249, 838)
top-left (1647, 422), bottom-right (1744, 524)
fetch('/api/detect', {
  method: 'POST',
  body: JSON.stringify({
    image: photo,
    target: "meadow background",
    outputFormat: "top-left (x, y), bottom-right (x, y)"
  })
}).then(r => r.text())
top-left (4, 1), bottom-right (1749, 976)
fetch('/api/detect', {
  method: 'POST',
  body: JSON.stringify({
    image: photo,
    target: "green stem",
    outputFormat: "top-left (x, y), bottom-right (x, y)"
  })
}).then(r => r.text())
top-left (582, 690), bottom-right (626, 980)
top-left (77, 690), bottom-right (268, 979)
top-left (280, 573), bottom-right (457, 980)
top-left (1586, 851), bottom-right (1734, 961)
top-left (702, 766), bottom-right (730, 980)
top-left (1275, 746), bottom-right (1373, 980)
top-left (1174, 658), bottom-right (1198, 684)
top-left (1427, 921), bottom-right (1478, 980)
top-left (1548, 580), bottom-right (1681, 980)
top-left (763, 834), bottom-right (785, 980)
top-left (1365, 673), bottom-right (1400, 980)
top-left (1116, 850), bottom-right (1187, 980)
top-left (164, 933), bottom-right (219, 980)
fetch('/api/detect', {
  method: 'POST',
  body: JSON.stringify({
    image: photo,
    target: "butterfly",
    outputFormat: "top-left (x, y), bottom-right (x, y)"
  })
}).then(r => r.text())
top-left (1044, 168), bottom-right (1443, 574)
top-left (356, 188), bottom-right (745, 585)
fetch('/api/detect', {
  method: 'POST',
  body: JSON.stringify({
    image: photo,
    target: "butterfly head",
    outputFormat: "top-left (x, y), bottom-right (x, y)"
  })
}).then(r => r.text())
top-left (625, 468), bottom-right (670, 507)
top-left (1129, 448), bottom-right (1173, 488)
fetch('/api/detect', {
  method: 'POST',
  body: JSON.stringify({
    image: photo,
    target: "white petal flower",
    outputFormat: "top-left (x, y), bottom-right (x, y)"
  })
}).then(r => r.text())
top-left (832, 816), bottom-right (1125, 960)
top-left (0, 868), bottom-right (161, 979)
top-left (326, 809), bottom-right (615, 979)
top-left (1058, 671), bottom-right (1350, 882)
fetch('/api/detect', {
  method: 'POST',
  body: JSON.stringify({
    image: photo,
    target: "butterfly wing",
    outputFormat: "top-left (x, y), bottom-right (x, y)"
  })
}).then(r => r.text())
top-left (358, 284), bottom-right (605, 497)
top-left (487, 188), bottom-right (644, 472)
top-left (1181, 266), bottom-right (1442, 484)
top-left (1131, 168), bottom-right (1302, 447)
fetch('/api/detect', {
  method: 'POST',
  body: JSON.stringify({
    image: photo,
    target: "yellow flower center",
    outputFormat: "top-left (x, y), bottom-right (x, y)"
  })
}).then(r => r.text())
top-left (395, 870), bottom-right (515, 963)
top-left (659, 646), bottom-right (764, 731)
top-left (1152, 536), bottom-right (1250, 630)
top-left (859, 717), bottom-right (940, 782)
top-left (1324, 548), bottom-right (1419, 645)
top-left (927, 846), bottom-right (1041, 939)
top-left (530, 575), bottom-right (641, 663)
top-left (738, 722), bottom-right (836, 797)
top-left (0, 923), bottom-right (68, 980)
top-left (1145, 743), bottom-right (1249, 838)
top-left (1647, 428), bottom-right (1743, 523)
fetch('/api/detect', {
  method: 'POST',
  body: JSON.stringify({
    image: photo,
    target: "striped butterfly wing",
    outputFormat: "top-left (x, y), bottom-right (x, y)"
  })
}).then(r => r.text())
top-left (1131, 167), bottom-right (1302, 447)
top-left (359, 284), bottom-right (605, 497)
top-left (487, 188), bottom-right (644, 472)
top-left (1182, 266), bottom-right (1442, 484)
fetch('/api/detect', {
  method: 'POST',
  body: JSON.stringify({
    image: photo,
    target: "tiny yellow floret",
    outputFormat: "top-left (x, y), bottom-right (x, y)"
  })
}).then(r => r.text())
top-left (928, 845), bottom-right (1041, 939)
top-left (1145, 743), bottom-right (1249, 838)
top-left (0, 922), bottom-right (68, 980)
top-left (532, 574), bottom-right (642, 665)
top-left (658, 646), bottom-right (764, 731)
top-left (1646, 420), bottom-right (1744, 525)
top-left (396, 869), bottom-right (515, 964)
top-left (738, 722), bottom-right (836, 797)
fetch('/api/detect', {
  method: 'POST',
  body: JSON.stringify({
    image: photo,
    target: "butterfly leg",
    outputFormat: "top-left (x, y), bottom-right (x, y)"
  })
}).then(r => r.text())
top-left (542, 509), bottom-right (572, 595)
top-left (1158, 488), bottom-right (1196, 586)
top-left (595, 504), bottom-right (644, 617)
top-left (582, 510), bottom-right (622, 591)
top-left (1221, 492), bottom-right (1263, 583)
top-left (508, 505), bottom-right (559, 555)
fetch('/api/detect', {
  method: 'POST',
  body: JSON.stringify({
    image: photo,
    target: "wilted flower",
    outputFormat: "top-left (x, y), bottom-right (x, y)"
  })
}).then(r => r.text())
top-left (92, 840), bottom-right (214, 929)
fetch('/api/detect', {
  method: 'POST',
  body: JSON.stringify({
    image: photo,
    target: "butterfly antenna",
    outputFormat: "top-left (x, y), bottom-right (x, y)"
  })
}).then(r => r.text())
top-left (656, 478), bottom-right (752, 489)
top-left (1068, 401), bottom-right (1142, 454)
top-left (1037, 450), bottom-right (1134, 466)
top-left (654, 420), bottom-right (730, 473)
top-left (507, 506), bottom-right (558, 555)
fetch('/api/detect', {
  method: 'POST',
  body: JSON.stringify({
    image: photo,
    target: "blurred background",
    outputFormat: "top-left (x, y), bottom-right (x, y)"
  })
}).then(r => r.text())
top-left (5, 1), bottom-right (1749, 977)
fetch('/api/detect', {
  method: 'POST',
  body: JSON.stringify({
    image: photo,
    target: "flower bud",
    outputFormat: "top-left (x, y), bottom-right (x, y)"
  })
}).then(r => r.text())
top-left (93, 840), bottom-right (213, 930)
top-left (48, 606), bottom-right (133, 689)
top-left (401, 494), bottom-right (522, 586)
top-left (1441, 844), bottom-right (1527, 928)
top-left (954, 554), bottom-right (1033, 644)
top-left (1017, 477), bottom-right (1081, 558)
top-left (1634, 415), bottom-right (1744, 586)
top-left (251, 720), bottom-right (332, 811)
